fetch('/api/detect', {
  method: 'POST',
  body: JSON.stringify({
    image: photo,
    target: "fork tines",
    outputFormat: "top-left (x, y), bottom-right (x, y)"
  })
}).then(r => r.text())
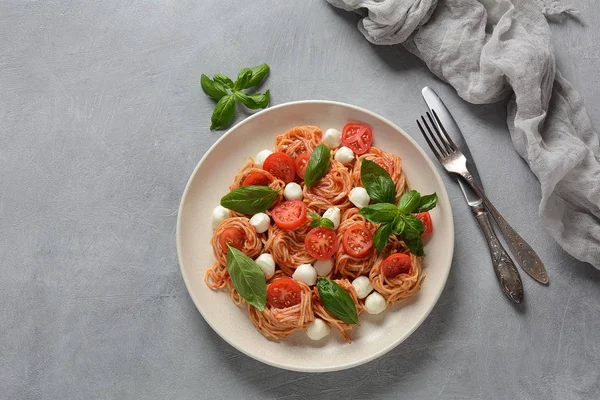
top-left (417, 110), bottom-right (458, 160)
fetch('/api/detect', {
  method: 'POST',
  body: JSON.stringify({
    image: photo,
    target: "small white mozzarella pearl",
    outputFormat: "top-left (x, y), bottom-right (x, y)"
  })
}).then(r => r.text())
top-left (314, 258), bottom-right (334, 276)
top-left (365, 292), bottom-right (387, 315)
top-left (334, 146), bottom-right (354, 165)
top-left (249, 212), bottom-right (270, 234)
top-left (255, 149), bottom-right (273, 168)
top-left (212, 206), bottom-right (230, 230)
top-left (322, 207), bottom-right (341, 230)
top-left (349, 187), bottom-right (370, 209)
top-left (255, 253), bottom-right (275, 279)
top-left (292, 264), bottom-right (317, 286)
top-left (284, 182), bottom-right (303, 201)
top-left (323, 128), bottom-right (342, 148)
top-left (306, 318), bottom-right (331, 340)
top-left (352, 276), bottom-right (374, 299)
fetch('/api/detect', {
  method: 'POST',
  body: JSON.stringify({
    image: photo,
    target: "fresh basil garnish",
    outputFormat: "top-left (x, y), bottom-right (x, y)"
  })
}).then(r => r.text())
top-left (373, 223), bottom-right (393, 254)
top-left (226, 245), bottom-right (267, 310)
top-left (213, 74), bottom-right (234, 88)
top-left (304, 144), bottom-right (331, 188)
top-left (233, 90), bottom-right (270, 110)
top-left (316, 278), bottom-right (359, 325)
top-left (393, 214), bottom-right (424, 239)
top-left (234, 69), bottom-right (252, 91)
top-left (210, 95), bottom-right (236, 130)
top-left (416, 193), bottom-right (438, 212)
top-left (359, 203), bottom-right (398, 224)
top-left (360, 159), bottom-right (396, 204)
top-left (245, 63), bottom-right (270, 88)
top-left (201, 74), bottom-right (228, 100)
top-left (397, 190), bottom-right (420, 213)
top-left (308, 212), bottom-right (334, 229)
top-left (220, 186), bottom-right (279, 214)
top-left (403, 238), bottom-right (424, 257)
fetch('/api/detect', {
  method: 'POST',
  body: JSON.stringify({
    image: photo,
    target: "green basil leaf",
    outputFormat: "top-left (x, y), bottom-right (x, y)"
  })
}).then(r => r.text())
top-left (359, 203), bottom-right (399, 224)
top-left (360, 159), bottom-right (396, 204)
top-left (374, 223), bottom-right (393, 254)
top-left (304, 144), bottom-right (331, 188)
top-left (316, 278), bottom-right (359, 325)
top-left (394, 214), bottom-right (424, 240)
top-left (246, 63), bottom-right (270, 88)
top-left (234, 90), bottom-right (270, 110)
top-left (416, 193), bottom-right (438, 212)
top-left (220, 186), bottom-right (279, 214)
top-left (404, 237), bottom-right (424, 257)
top-left (321, 218), bottom-right (334, 229)
top-left (210, 95), bottom-right (236, 130)
top-left (213, 74), bottom-right (234, 88)
top-left (397, 190), bottom-right (421, 213)
top-left (234, 69), bottom-right (252, 91)
top-left (392, 214), bottom-right (406, 235)
top-left (226, 245), bottom-right (267, 310)
top-left (201, 74), bottom-right (228, 100)
top-left (308, 212), bottom-right (334, 228)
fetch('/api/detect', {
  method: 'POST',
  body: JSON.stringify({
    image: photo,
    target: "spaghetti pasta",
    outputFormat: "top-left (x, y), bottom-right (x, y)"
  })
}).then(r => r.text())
top-left (303, 159), bottom-right (353, 213)
top-left (334, 208), bottom-right (377, 279)
top-left (275, 126), bottom-right (322, 158)
top-left (263, 222), bottom-right (315, 276)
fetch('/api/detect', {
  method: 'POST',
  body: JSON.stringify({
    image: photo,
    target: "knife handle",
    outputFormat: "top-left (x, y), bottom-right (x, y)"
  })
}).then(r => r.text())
top-left (462, 173), bottom-right (549, 285)
top-left (473, 207), bottom-right (524, 303)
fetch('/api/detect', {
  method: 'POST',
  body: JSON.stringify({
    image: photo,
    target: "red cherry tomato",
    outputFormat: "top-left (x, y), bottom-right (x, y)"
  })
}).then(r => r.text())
top-left (263, 152), bottom-right (296, 184)
top-left (242, 171), bottom-right (271, 186)
top-left (415, 211), bottom-right (433, 238)
top-left (341, 122), bottom-right (373, 155)
top-left (305, 227), bottom-right (338, 260)
top-left (373, 157), bottom-right (394, 176)
top-left (218, 227), bottom-right (246, 253)
top-left (382, 253), bottom-right (412, 278)
top-left (295, 153), bottom-right (310, 179)
top-left (342, 224), bottom-right (373, 257)
top-left (267, 277), bottom-right (302, 308)
top-left (272, 200), bottom-right (307, 230)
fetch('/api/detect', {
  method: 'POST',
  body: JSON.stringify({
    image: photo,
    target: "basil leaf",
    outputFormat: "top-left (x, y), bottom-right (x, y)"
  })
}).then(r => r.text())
top-left (395, 214), bottom-right (424, 240)
top-left (359, 203), bottom-right (399, 224)
top-left (220, 186), bottom-right (279, 214)
top-left (416, 193), bottom-right (438, 212)
top-left (226, 246), bottom-right (267, 310)
top-left (213, 74), bottom-right (234, 88)
top-left (392, 214), bottom-right (406, 235)
top-left (316, 278), bottom-right (359, 325)
top-left (404, 238), bottom-right (424, 257)
top-left (374, 223), bottom-right (393, 254)
top-left (360, 159), bottom-right (396, 204)
top-left (234, 90), bottom-right (270, 110)
top-left (321, 218), bottom-right (334, 229)
top-left (201, 74), bottom-right (228, 100)
top-left (210, 95), bottom-right (236, 130)
top-left (246, 63), bottom-right (270, 88)
top-left (304, 144), bottom-right (331, 188)
top-left (397, 190), bottom-right (421, 213)
top-left (234, 69), bottom-right (252, 91)
top-left (308, 212), bottom-right (334, 228)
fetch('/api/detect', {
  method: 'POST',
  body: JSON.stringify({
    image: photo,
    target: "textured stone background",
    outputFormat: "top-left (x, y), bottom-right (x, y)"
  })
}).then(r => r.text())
top-left (1, 1), bottom-right (599, 399)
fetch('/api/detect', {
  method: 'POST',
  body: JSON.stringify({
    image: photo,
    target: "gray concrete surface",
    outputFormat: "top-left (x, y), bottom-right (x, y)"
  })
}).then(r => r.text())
top-left (1, 1), bottom-right (599, 399)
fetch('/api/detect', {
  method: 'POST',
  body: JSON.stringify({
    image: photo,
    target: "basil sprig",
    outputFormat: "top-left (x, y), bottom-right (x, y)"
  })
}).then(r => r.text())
top-left (316, 278), bottom-right (359, 325)
top-left (308, 212), bottom-right (334, 229)
top-left (226, 245), bottom-right (267, 310)
top-left (200, 63), bottom-right (271, 131)
top-left (220, 186), bottom-right (279, 215)
top-left (360, 159), bottom-right (396, 204)
top-left (360, 190), bottom-right (438, 256)
top-left (304, 144), bottom-right (331, 188)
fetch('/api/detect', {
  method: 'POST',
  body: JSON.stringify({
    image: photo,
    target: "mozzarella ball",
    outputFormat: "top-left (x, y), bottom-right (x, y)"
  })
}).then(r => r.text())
top-left (352, 276), bottom-right (374, 299)
top-left (365, 292), bottom-right (387, 315)
top-left (322, 207), bottom-right (341, 230)
top-left (323, 128), bottom-right (342, 148)
top-left (349, 187), bottom-right (370, 209)
top-left (212, 206), bottom-right (230, 230)
top-left (334, 146), bottom-right (355, 165)
top-left (249, 212), bottom-right (270, 234)
top-left (306, 318), bottom-right (331, 340)
top-left (255, 149), bottom-right (273, 168)
top-left (292, 264), bottom-right (317, 286)
top-left (255, 253), bottom-right (275, 279)
top-left (284, 182), bottom-right (303, 201)
top-left (314, 258), bottom-right (334, 276)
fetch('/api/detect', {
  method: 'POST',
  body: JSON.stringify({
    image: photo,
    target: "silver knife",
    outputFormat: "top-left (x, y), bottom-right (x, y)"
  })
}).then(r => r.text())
top-left (422, 87), bottom-right (524, 303)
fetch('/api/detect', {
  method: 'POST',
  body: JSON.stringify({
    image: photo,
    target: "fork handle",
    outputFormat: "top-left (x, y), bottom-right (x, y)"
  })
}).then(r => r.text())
top-left (462, 172), bottom-right (549, 285)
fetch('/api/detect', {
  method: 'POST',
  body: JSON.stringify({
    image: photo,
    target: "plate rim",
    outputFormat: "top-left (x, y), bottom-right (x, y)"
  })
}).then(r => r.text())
top-left (176, 99), bottom-right (454, 372)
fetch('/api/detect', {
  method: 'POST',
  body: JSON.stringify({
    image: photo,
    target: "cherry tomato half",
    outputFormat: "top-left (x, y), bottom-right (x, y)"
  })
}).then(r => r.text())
top-left (382, 253), bottom-right (412, 279)
top-left (341, 122), bottom-right (373, 155)
top-left (342, 224), bottom-right (373, 257)
top-left (295, 153), bottom-right (310, 180)
top-left (263, 152), bottom-right (296, 184)
top-left (267, 277), bottom-right (302, 309)
top-left (272, 200), bottom-right (307, 230)
top-left (415, 211), bottom-right (433, 238)
top-left (305, 227), bottom-right (338, 260)
top-left (218, 227), bottom-right (246, 253)
top-left (242, 171), bottom-right (271, 186)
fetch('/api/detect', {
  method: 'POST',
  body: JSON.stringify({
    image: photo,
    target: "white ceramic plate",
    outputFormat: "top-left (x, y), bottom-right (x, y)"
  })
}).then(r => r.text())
top-left (177, 100), bottom-right (454, 372)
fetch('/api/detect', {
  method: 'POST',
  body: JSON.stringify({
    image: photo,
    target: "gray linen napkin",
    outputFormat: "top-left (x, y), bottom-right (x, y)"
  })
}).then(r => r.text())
top-left (327, 0), bottom-right (600, 267)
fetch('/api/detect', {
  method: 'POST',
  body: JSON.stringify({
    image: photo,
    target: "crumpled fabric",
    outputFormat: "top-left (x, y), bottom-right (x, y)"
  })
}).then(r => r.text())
top-left (327, 0), bottom-right (600, 267)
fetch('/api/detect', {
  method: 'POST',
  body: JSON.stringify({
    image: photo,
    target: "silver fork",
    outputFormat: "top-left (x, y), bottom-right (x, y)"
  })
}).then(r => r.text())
top-left (417, 111), bottom-right (549, 285)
